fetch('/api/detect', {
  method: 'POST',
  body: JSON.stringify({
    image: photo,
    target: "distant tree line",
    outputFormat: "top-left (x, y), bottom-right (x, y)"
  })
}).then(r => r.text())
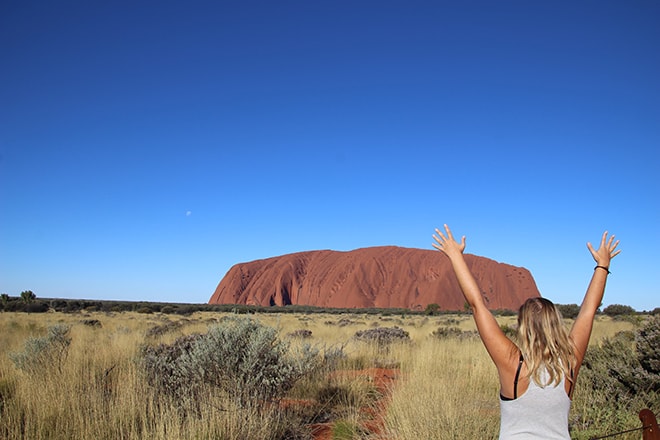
top-left (0, 293), bottom-right (420, 316)
top-left (557, 303), bottom-right (648, 319)
top-left (1, 291), bottom-right (657, 316)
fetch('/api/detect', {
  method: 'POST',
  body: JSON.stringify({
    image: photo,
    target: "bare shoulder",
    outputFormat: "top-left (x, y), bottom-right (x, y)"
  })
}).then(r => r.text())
top-left (498, 346), bottom-right (525, 399)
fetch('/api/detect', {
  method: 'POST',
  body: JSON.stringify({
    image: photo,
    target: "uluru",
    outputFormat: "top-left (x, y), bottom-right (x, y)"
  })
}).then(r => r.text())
top-left (209, 246), bottom-right (540, 311)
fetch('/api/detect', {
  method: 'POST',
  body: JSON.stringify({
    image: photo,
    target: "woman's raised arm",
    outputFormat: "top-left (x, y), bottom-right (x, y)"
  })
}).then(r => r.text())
top-left (432, 225), bottom-right (516, 368)
top-left (570, 231), bottom-right (621, 368)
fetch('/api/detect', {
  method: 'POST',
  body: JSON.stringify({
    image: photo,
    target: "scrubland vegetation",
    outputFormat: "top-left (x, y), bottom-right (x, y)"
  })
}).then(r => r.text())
top-left (0, 309), bottom-right (657, 439)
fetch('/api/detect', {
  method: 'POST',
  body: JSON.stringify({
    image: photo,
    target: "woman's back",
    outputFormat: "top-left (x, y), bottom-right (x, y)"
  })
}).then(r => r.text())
top-left (499, 369), bottom-right (571, 440)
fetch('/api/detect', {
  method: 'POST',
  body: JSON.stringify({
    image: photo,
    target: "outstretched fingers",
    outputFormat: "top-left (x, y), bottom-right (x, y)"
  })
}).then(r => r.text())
top-left (588, 231), bottom-right (621, 263)
top-left (609, 239), bottom-right (621, 259)
top-left (602, 231), bottom-right (621, 258)
top-left (601, 232), bottom-right (620, 255)
top-left (433, 224), bottom-right (467, 255)
top-left (432, 226), bottom-right (452, 251)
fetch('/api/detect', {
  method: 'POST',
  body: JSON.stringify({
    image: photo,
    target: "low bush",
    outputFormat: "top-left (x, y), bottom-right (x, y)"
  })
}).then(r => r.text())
top-left (9, 324), bottom-right (72, 374)
top-left (602, 304), bottom-right (636, 317)
top-left (354, 327), bottom-right (410, 346)
top-left (314, 344), bottom-right (349, 373)
top-left (325, 318), bottom-right (357, 327)
top-left (570, 316), bottom-right (660, 439)
top-left (160, 305), bottom-right (176, 314)
top-left (557, 303), bottom-right (580, 319)
top-left (140, 316), bottom-right (320, 413)
top-left (24, 302), bottom-right (50, 313)
top-left (500, 323), bottom-right (518, 339)
top-left (636, 315), bottom-right (660, 377)
top-left (431, 326), bottom-right (479, 340)
top-left (287, 329), bottom-right (313, 339)
top-left (145, 320), bottom-right (183, 338)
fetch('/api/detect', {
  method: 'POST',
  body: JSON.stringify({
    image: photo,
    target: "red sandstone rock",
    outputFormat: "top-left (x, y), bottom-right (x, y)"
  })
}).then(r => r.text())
top-left (208, 246), bottom-right (540, 311)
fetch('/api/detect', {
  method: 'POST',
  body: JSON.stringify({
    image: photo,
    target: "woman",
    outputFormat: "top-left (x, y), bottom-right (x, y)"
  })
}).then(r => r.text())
top-left (432, 224), bottom-right (620, 439)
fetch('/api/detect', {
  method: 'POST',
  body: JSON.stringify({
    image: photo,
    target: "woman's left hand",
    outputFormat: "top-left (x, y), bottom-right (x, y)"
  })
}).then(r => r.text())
top-left (587, 231), bottom-right (621, 268)
top-left (432, 224), bottom-right (466, 258)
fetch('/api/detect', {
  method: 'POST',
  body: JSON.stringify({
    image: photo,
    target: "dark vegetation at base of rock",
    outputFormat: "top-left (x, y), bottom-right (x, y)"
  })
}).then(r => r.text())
top-left (2, 296), bottom-right (656, 316)
top-left (0, 297), bottom-right (508, 315)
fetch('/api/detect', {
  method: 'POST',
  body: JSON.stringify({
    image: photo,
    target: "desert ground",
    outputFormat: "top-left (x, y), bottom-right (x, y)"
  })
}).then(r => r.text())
top-left (0, 309), bottom-right (653, 440)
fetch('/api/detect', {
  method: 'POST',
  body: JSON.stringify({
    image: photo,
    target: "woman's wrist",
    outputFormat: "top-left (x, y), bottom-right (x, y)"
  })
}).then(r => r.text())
top-left (594, 265), bottom-right (611, 274)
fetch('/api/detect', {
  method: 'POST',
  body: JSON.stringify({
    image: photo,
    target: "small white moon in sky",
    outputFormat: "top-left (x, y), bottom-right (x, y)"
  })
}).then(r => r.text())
top-left (185, 210), bottom-right (192, 217)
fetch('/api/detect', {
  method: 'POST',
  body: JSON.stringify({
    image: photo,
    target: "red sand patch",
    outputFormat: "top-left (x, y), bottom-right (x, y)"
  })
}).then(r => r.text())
top-left (310, 368), bottom-right (399, 440)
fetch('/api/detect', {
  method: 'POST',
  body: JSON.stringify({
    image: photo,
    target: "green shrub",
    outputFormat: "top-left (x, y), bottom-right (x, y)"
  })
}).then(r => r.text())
top-left (319, 344), bottom-right (349, 372)
top-left (287, 329), bottom-right (313, 339)
top-left (500, 323), bottom-right (518, 339)
top-left (160, 305), bottom-right (176, 314)
top-left (353, 327), bottom-right (410, 345)
top-left (140, 316), bottom-right (320, 412)
top-left (602, 304), bottom-right (636, 317)
top-left (431, 326), bottom-right (478, 340)
top-left (557, 303), bottom-right (580, 319)
top-left (24, 302), bottom-right (49, 313)
top-left (81, 319), bottom-right (102, 328)
top-left (9, 324), bottom-right (72, 374)
top-left (145, 320), bottom-right (183, 338)
top-left (636, 315), bottom-right (660, 379)
top-left (570, 317), bottom-right (660, 439)
top-left (424, 303), bottom-right (440, 315)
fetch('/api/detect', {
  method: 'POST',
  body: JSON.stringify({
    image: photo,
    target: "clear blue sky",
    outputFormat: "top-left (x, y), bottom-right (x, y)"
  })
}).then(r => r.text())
top-left (1, 1), bottom-right (658, 311)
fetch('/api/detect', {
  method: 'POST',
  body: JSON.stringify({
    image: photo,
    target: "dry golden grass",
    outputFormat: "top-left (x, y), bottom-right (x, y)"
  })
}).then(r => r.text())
top-left (588, 315), bottom-right (636, 341)
top-left (0, 311), bottom-right (643, 440)
top-left (383, 337), bottom-right (500, 439)
top-left (0, 312), bottom-right (285, 440)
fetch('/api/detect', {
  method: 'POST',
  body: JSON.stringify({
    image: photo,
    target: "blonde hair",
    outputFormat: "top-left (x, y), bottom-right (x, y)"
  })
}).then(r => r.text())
top-left (516, 297), bottom-right (576, 388)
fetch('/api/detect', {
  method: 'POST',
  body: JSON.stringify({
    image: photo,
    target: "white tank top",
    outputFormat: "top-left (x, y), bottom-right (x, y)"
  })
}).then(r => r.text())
top-left (499, 369), bottom-right (571, 439)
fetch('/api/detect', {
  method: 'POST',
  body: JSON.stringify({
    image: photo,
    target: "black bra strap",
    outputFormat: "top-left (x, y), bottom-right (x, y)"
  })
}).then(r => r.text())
top-left (513, 354), bottom-right (524, 399)
top-left (568, 366), bottom-right (575, 398)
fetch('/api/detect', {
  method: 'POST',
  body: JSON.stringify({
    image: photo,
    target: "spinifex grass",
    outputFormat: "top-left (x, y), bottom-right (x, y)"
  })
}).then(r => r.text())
top-left (383, 337), bottom-right (500, 439)
top-left (0, 311), bottom-right (645, 440)
top-left (0, 312), bottom-right (299, 440)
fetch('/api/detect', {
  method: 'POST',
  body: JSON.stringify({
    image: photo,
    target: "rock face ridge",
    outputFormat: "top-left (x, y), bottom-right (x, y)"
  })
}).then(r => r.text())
top-left (209, 246), bottom-right (540, 311)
